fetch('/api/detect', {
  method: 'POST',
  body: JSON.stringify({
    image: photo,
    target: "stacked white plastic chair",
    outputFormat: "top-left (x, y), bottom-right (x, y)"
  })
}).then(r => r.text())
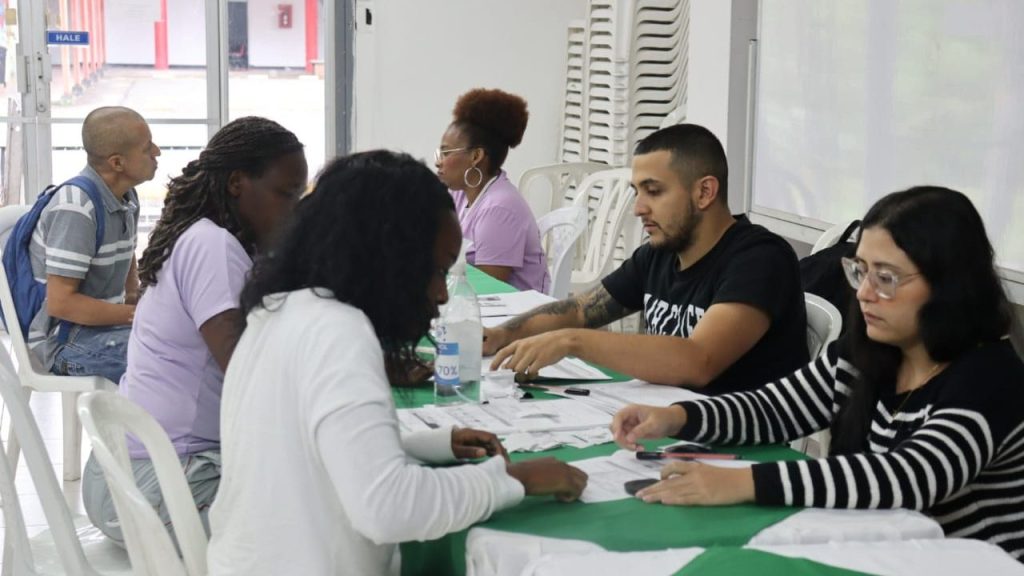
top-left (568, 168), bottom-right (637, 295)
top-left (559, 20), bottom-right (588, 163)
top-left (537, 207), bottom-right (588, 300)
top-left (517, 162), bottom-right (607, 220)
top-left (558, 0), bottom-right (688, 166)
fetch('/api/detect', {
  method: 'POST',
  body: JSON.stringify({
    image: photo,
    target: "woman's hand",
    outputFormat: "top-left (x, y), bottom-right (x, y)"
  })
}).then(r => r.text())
top-left (636, 461), bottom-right (755, 506)
top-left (611, 404), bottom-right (688, 450)
top-left (507, 458), bottom-right (588, 502)
top-left (451, 428), bottom-right (508, 461)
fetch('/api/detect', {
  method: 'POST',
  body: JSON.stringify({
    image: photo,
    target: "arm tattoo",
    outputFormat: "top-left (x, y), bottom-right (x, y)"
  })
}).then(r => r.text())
top-left (502, 299), bottom-right (580, 331)
top-left (579, 285), bottom-right (631, 328)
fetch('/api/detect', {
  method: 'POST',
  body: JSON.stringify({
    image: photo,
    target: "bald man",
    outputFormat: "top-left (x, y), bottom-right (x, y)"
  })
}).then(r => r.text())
top-left (27, 106), bottom-right (160, 383)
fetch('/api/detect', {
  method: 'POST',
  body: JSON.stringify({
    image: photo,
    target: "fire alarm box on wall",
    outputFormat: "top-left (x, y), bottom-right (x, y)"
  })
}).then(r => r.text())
top-left (277, 4), bottom-right (293, 28)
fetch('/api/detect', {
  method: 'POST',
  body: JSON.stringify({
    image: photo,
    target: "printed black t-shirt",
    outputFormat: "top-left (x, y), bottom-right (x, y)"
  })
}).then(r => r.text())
top-left (602, 216), bottom-right (809, 394)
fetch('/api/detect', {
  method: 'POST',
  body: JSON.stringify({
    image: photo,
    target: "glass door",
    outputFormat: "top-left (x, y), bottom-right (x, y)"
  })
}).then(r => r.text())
top-left (3, 0), bottom-right (333, 251)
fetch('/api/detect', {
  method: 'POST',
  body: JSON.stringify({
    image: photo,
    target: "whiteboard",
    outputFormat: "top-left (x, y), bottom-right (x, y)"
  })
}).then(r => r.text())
top-left (750, 0), bottom-right (1024, 282)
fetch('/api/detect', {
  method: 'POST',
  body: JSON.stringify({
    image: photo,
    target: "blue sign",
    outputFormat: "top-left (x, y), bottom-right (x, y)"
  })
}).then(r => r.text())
top-left (46, 31), bottom-right (90, 46)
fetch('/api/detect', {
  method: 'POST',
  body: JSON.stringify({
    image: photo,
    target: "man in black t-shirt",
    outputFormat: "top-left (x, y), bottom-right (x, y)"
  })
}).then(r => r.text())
top-left (485, 124), bottom-right (808, 394)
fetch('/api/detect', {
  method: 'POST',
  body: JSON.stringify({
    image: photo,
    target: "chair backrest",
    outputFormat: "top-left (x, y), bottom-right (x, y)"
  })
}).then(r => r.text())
top-left (805, 293), bottom-right (842, 358)
top-left (537, 206), bottom-right (587, 300)
top-left (569, 168), bottom-right (638, 294)
top-left (0, 345), bottom-right (100, 574)
top-left (0, 205), bottom-right (41, 375)
top-left (517, 162), bottom-right (608, 219)
top-left (811, 220), bottom-right (860, 255)
top-left (78, 391), bottom-right (208, 576)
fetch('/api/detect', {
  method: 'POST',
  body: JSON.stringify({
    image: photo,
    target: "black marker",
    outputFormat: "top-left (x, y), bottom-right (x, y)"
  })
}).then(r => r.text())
top-left (564, 387), bottom-right (590, 396)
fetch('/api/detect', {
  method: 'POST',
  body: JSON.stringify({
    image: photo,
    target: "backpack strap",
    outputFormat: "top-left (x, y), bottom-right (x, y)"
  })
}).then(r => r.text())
top-left (839, 219), bottom-right (862, 244)
top-left (50, 176), bottom-right (108, 344)
top-left (60, 176), bottom-right (107, 253)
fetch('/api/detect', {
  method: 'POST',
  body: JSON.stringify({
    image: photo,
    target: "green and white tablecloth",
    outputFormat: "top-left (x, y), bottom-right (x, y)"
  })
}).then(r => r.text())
top-left (396, 267), bottom-right (944, 576)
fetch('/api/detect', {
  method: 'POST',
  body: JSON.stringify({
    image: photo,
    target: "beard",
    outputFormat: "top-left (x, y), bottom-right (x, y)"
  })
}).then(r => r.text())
top-left (651, 198), bottom-right (702, 254)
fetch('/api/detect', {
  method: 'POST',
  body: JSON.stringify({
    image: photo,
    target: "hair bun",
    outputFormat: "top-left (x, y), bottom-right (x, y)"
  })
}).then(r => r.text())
top-left (452, 88), bottom-right (529, 148)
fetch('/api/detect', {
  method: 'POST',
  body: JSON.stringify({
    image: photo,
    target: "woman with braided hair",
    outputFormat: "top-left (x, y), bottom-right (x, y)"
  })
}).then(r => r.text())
top-left (435, 88), bottom-right (550, 292)
top-left (82, 116), bottom-right (307, 543)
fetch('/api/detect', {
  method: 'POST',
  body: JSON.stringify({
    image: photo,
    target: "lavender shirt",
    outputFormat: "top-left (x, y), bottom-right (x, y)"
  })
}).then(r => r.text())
top-left (120, 218), bottom-right (252, 458)
top-left (450, 171), bottom-right (550, 293)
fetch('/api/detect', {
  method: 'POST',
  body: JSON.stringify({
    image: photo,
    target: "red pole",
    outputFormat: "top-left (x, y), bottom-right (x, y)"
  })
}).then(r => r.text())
top-left (98, 0), bottom-right (106, 67)
top-left (154, 0), bottom-right (168, 69)
top-left (305, 0), bottom-right (318, 73)
top-left (83, 0), bottom-right (94, 79)
top-left (71, 0), bottom-right (82, 90)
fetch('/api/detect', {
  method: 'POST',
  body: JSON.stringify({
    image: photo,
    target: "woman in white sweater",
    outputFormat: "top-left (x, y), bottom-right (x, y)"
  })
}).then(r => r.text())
top-left (206, 150), bottom-right (587, 575)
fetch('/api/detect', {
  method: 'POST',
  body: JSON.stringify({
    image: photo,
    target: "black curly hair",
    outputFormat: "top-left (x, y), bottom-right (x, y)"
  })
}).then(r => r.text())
top-left (240, 150), bottom-right (457, 384)
top-left (138, 116), bottom-right (304, 288)
top-left (451, 88), bottom-right (528, 173)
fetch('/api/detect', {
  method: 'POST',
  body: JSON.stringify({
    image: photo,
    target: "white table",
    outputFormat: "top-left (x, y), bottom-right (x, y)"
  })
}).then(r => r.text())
top-left (518, 539), bottom-right (1024, 576)
top-left (466, 508), bottom-right (944, 576)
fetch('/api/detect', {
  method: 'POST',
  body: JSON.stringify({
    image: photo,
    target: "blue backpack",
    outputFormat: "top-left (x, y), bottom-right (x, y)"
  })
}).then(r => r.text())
top-left (1, 176), bottom-right (105, 340)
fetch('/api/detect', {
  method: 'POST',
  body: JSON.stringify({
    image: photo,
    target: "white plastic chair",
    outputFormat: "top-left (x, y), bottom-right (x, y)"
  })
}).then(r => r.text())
top-left (0, 344), bottom-right (131, 575)
top-left (517, 162), bottom-right (608, 219)
top-left (0, 204), bottom-right (116, 482)
top-left (78, 391), bottom-right (208, 576)
top-left (793, 294), bottom-right (843, 457)
top-left (569, 168), bottom-right (639, 295)
top-left (804, 293), bottom-right (842, 358)
top-left (536, 207), bottom-right (587, 300)
top-left (812, 220), bottom-right (860, 254)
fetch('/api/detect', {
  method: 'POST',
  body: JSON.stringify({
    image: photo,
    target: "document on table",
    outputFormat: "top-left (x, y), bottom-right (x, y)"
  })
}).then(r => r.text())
top-left (546, 379), bottom-right (707, 413)
top-left (484, 355), bottom-right (612, 381)
top-left (397, 399), bottom-right (614, 436)
top-left (571, 450), bottom-right (755, 503)
top-left (477, 290), bottom-right (557, 317)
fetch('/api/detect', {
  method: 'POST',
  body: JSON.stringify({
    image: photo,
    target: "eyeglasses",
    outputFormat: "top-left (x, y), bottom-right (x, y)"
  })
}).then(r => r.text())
top-left (434, 147), bottom-right (468, 163)
top-left (841, 256), bottom-right (922, 300)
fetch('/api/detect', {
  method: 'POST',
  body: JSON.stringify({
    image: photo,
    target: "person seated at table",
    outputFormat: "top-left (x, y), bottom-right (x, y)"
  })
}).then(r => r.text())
top-left (611, 186), bottom-right (1024, 560)
top-left (81, 117), bottom-right (308, 543)
top-left (485, 124), bottom-right (808, 394)
top-left (435, 87), bottom-right (550, 293)
top-left (206, 150), bottom-right (587, 576)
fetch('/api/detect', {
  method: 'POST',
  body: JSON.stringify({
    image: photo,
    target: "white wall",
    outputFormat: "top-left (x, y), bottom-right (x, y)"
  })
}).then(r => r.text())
top-left (104, 0), bottom-right (156, 65)
top-left (353, 0), bottom-right (588, 183)
top-left (685, 0), bottom-right (757, 214)
top-left (247, 0), bottom-right (307, 68)
top-left (168, 0), bottom-right (206, 67)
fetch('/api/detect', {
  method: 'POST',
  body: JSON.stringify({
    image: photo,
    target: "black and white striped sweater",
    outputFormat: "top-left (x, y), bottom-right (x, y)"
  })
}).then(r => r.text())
top-left (676, 339), bottom-right (1024, 560)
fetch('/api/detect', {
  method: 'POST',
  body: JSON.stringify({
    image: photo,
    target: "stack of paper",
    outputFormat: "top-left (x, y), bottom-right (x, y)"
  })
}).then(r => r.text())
top-left (397, 398), bottom-right (614, 436)
top-left (477, 290), bottom-right (557, 318)
top-left (572, 450), bottom-right (754, 503)
top-left (501, 428), bottom-right (614, 453)
top-left (545, 379), bottom-right (708, 414)
top-left (484, 356), bottom-right (611, 381)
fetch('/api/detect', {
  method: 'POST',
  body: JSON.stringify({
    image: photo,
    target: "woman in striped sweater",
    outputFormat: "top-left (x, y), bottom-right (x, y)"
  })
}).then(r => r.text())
top-left (612, 186), bottom-right (1024, 559)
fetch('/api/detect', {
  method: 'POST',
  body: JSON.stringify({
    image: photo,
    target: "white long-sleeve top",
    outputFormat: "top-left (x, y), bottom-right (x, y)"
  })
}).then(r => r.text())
top-left (207, 289), bottom-right (525, 576)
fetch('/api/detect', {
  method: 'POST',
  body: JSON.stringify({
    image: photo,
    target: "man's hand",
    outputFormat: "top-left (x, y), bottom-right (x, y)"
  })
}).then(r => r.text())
top-left (611, 404), bottom-right (688, 450)
top-left (636, 461), bottom-right (755, 506)
top-left (451, 428), bottom-right (508, 461)
top-left (489, 329), bottom-right (576, 378)
top-left (482, 327), bottom-right (512, 357)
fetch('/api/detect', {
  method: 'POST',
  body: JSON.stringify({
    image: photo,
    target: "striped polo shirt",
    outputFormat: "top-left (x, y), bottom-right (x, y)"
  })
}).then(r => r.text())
top-left (27, 166), bottom-right (139, 368)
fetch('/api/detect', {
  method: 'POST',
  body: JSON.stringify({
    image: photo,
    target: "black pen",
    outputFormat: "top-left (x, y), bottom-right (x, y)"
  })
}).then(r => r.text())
top-left (635, 451), bottom-right (737, 460)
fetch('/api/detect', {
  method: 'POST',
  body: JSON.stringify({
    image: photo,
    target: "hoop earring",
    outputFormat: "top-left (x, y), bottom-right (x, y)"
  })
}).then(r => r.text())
top-left (463, 166), bottom-right (483, 188)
